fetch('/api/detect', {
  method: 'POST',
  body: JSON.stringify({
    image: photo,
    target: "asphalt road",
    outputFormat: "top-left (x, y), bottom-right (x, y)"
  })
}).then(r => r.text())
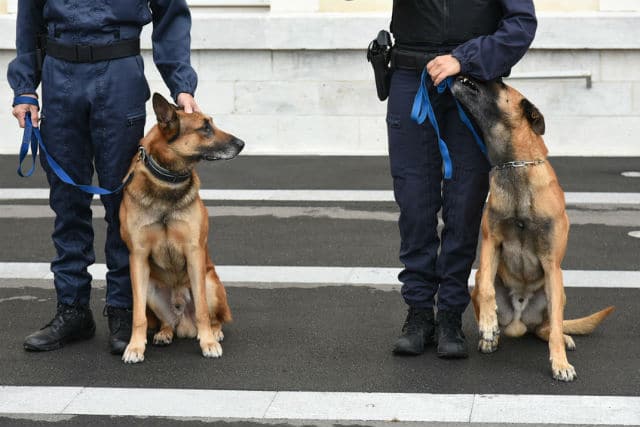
top-left (0, 155), bottom-right (639, 426)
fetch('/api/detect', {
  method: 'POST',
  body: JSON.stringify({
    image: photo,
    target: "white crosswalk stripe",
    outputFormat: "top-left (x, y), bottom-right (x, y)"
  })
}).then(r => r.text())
top-left (1, 386), bottom-right (639, 425)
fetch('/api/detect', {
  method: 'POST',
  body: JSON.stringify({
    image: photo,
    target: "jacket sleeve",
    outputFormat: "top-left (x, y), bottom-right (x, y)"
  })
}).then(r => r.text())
top-left (150, 0), bottom-right (198, 101)
top-left (7, 0), bottom-right (47, 98)
top-left (451, 0), bottom-right (537, 81)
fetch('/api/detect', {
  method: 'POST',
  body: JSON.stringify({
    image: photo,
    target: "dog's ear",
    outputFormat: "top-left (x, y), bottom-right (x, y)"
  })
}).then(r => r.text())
top-left (152, 93), bottom-right (180, 141)
top-left (521, 98), bottom-right (545, 135)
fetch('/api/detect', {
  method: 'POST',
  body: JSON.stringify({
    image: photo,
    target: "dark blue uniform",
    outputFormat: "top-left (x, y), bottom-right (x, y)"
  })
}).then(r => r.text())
top-left (8, 0), bottom-right (197, 309)
top-left (388, 0), bottom-right (537, 313)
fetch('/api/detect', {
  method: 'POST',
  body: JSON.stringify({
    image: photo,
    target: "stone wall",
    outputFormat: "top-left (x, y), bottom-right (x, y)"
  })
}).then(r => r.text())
top-left (1, 12), bottom-right (639, 156)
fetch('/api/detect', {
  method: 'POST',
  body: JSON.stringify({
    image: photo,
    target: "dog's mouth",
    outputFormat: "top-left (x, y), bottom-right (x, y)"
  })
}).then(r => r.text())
top-left (456, 76), bottom-right (479, 93)
top-left (202, 138), bottom-right (245, 161)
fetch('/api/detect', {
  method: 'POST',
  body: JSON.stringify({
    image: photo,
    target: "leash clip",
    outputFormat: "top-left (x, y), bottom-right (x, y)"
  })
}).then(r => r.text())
top-left (138, 146), bottom-right (147, 162)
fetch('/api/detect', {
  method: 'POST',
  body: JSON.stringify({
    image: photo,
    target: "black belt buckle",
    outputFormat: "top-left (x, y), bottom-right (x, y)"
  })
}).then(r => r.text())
top-left (75, 45), bottom-right (93, 62)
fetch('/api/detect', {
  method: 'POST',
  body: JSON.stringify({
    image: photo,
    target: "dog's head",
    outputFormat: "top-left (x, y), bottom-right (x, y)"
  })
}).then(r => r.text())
top-left (152, 93), bottom-right (244, 163)
top-left (450, 77), bottom-right (545, 159)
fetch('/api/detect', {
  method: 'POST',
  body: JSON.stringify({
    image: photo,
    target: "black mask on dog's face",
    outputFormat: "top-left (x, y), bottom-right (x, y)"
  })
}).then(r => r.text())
top-left (152, 93), bottom-right (245, 163)
top-left (451, 77), bottom-right (545, 139)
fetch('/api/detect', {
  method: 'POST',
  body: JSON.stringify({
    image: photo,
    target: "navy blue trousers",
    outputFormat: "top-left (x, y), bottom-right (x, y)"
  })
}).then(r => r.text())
top-left (387, 69), bottom-right (490, 313)
top-left (39, 54), bottom-right (150, 308)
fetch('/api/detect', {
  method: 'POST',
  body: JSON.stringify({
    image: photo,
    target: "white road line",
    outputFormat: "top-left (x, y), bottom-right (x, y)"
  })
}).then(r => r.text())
top-left (0, 386), bottom-right (639, 425)
top-left (0, 263), bottom-right (638, 288)
top-left (1, 188), bottom-right (639, 204)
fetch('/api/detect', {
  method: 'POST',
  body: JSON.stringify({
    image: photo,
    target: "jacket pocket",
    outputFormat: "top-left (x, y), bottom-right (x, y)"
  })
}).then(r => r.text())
top-left (126, 110), bottom-right (146, 128)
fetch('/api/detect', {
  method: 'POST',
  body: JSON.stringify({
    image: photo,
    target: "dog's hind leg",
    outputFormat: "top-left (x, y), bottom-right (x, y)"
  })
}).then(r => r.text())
top-left (206, 263), bottom-right (232, 343)
top-left (176, 292), bottom-right (197, 339)
top-left (153, 323), bottom-right (175, 346)
top-left (535, 323), bottom-right (576, 351)
top-left (146, 283), bottom-right (179, 346)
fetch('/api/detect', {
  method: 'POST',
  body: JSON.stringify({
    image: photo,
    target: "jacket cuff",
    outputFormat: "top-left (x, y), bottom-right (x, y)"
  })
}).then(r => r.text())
top-left (451, 48), bottom-right (470, 75)
top-left (13, 87), bottom-right (38, 98)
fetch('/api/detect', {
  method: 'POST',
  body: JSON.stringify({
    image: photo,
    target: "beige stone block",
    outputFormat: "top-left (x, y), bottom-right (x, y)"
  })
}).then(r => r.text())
top-left (534, 0), bottom-right (598, 12)
top-left (234, 81), bottom-right (320, 115)
top-left (358, 116), bottom-right (388, 155)
top-left (318, 81), bottom-right (385, 116)
top-left (632, 83), bottom-right (640, 114)
top-left (512, 50), bottom-right (601, 82)
top-left (504, 81), bottom-right (633, 116)
top-left (276, 115), bottom-right (359, 154)
top-left (600, 51), bottom-right (640, 81)
top-left (545, 115), bottom-right (640, 156)
top-left (209, 114), bottom-right (276, 155)
top-left (196, 50), bottom-right (273, 81)
top-left (273, 50), bottom-right (371, 82)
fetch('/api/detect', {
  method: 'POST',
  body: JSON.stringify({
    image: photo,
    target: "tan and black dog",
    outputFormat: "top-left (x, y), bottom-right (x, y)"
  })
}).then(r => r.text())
top-left (450, 77), bottom-right (613, 381)
top-left (119, 93), bottom-right (244, 363)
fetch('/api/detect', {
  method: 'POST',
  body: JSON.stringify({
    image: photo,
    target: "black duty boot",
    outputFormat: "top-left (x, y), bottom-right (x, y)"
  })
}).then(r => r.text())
top-left (24, 303), bottom-right (96, 351)
top-left (105, 306), bottom-right (132, 355)
top-left (393, 307), bottom-right (435, 355)
top-left (436, 309), bottom-right (468, 359)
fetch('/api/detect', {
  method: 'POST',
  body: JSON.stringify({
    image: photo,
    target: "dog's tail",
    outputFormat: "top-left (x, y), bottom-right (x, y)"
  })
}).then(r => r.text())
top-left (563, 306), bottom-right (615, 335)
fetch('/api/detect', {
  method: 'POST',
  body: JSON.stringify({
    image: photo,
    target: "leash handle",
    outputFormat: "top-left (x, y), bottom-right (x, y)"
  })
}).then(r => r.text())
top-left (17, 112), bottom-right (129, 195)
top-left (410, 71), bottom-right (489, 179)
top-left (410, 70), bottom-right (453, 179)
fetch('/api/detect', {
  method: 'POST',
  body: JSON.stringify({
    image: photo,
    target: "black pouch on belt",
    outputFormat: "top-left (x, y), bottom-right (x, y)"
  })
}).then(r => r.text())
top-left (367, 30), bottom-right (392, 101)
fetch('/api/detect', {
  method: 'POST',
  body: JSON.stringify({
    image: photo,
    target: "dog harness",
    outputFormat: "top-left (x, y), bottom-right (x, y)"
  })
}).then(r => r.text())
top-left (15, 96), bottom-right (131, 195)
top-left (411, 70), bottom-right (488, 179)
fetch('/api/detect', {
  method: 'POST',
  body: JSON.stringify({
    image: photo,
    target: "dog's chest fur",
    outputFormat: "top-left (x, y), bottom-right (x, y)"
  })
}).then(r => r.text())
top-left (127, 177), bottom-right (202, 286)
top-left (488, 170), bottom-right (553, 289)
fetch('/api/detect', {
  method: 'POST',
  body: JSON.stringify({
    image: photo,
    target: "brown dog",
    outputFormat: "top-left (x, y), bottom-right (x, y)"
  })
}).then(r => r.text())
top-left (119, 93), bottom-right (244, 363)
top-left (450, 77), bottom-right (613, 381)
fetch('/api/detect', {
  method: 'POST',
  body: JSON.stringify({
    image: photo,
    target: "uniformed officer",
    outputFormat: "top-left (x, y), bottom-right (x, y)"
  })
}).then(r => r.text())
top-left (8, 0), bottom-right (200, 355)
top-left (387, 1), bottom-right (537, 358)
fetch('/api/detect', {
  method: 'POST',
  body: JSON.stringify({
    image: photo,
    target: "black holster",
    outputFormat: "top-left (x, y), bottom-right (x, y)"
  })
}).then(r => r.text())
top-left (367, 30), bottom-right (392, 101)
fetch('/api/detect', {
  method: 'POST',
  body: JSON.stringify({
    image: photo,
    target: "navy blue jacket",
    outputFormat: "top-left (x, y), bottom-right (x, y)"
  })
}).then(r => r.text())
top-left (8, 0), bottom-right (197, 101)
top-left (450, 0), bottom-right (537, 80)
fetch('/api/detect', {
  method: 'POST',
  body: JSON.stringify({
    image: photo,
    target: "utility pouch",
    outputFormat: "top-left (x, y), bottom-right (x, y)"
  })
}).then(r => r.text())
top-left (367, 30), bottom-right (392, 101)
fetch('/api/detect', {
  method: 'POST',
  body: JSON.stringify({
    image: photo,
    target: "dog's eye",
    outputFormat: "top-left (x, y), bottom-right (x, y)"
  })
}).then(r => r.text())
top-left (199, 121), bottom-right (213, 134)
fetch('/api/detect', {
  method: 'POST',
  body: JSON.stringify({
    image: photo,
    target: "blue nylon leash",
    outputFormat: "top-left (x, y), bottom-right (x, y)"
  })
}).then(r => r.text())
top-left (410, 70), bottom-right (488, 179)
top-left (15, 97), bottom-right (129, 195)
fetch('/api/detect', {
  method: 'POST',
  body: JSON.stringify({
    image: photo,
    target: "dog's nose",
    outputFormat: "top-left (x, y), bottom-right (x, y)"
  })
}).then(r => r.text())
top-left (232, 137), bottom-right (245, 151)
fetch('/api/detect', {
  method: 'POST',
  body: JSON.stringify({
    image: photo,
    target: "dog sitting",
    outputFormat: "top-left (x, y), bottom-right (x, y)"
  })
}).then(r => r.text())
top-left (450, 77), bottom-right (614, 381)
top-left (119, 93), bottom-right (244, 363)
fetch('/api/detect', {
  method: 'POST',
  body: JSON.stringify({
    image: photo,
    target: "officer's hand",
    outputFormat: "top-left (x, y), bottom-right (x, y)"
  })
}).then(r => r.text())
top-left (12, 94), bottom-right (39, 129)
top-left (426, 55), bottom-right (461, 86)
top-left (177, 93), bottom-right (201, 114)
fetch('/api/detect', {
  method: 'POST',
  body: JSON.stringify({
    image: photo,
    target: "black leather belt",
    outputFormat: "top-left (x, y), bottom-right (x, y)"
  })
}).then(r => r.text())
top-left (45, 37), bottom-right (140, 63)
top-left (391, 49), bottom-right (440, 71)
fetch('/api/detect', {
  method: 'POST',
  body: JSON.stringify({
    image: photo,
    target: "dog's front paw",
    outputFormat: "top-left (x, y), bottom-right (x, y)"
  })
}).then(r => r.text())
top-left (201, 341), bottom-right (223, 358)
top-left (478, 312), bottom-right (500, 353)
top-left (552, 359), bottom-right (577, 382)
top-left (122, 343), bottom-right (146, 364)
